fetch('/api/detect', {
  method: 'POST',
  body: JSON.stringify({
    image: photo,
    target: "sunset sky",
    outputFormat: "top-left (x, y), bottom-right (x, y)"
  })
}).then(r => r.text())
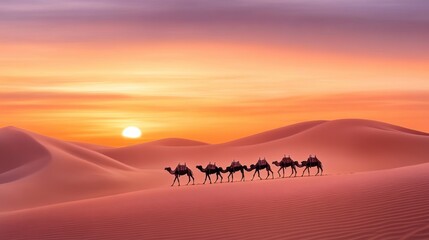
top-left (1, 0), bottom-right (428, 146)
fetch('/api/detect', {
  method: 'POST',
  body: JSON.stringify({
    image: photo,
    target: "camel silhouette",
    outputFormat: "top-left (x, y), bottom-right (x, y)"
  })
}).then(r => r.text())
top-left (272, 155), bottom-right (300, 178)
top-left (297, 155), bottom-right (324, 176)
top-left (245, 158), bottom-right (274, 180)
top-left (164, 163), bottom-right (195, 186)
top-left (196, 162), bottom-right (223, 184)
top-left (220, 160), bottom-right (246, 182)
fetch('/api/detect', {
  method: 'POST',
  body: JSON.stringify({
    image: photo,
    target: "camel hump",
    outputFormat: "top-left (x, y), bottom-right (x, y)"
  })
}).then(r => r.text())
top-left (207, 163), bottom-right (217, 170)
top-left (258, 159), bottom-right (268, 165)
top-left (176, 164), bottom-right (188, 172)
top-left (231, 161), bottom-right (241, 168)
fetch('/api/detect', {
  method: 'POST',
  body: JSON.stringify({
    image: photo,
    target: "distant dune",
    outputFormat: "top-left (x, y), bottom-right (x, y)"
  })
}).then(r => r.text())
top-left (98, 119), bottom-right (429, 173)
top-left (1, 119), bottom-right (429, 212)
top-left (223, 120), bottom-right (327, 146)
top-left (142, 138), bottom-right (209, 146)
top-left (68, 141), bottom-right (115, 151)
top-left (1, 163), bottom-right (428, 240)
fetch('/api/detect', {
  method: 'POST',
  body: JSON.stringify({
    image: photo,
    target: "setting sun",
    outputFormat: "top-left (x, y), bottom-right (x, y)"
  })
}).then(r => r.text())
top-left (122, 126), bottom-right (142, 139)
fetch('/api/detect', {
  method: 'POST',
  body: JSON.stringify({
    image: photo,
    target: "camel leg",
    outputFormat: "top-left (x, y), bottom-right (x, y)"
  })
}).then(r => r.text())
top-left (258, 170), bottom-right (262, 180)
top-left (186, 175), bottom-right (191, 185)
top-left (282, 168), bottom-right (285, 178)
top-left (177, 176), bottom-right (181, 186)
top-left (301, 167), bottom-right (308, 177)
top-left (288, 167), bottom-right (293, 177)
top-left (277, 168), bottom-right (282, 178)
top-left (203, 174), bottom-right (208, 184)
top-left (171, 176), bottom-right (178, 186)
top-left (316, 166), bottom-right (323, 176)
top-left (307, 167), bottom-right (311, 176)
top-left (217, 172), bottom-right (223, 183)
top-left (251, 170), bottom-right (257, 181)
top-left (265, 169), bottom-right (270, 179)
top-left (207, 174), bottom-right (212, 184)
top-left (186, 172), bottom-right (194, 185)
top-left (240, 169), bottom-right (245, 181)
top-left (320, 165), bottom-right (323, 176)
top-left (267, 167), bottom-right (274, 179)
top-left (227, 172), bottom-right (232, 182)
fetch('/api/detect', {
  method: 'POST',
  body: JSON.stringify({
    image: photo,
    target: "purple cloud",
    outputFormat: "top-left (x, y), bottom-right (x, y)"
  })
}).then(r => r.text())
top-left (0, 0), bottom-right (428, 58)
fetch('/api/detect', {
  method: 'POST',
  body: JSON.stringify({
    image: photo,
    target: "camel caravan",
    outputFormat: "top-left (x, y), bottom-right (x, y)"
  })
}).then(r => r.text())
top-left (165, 155), bottom-right (323, 186)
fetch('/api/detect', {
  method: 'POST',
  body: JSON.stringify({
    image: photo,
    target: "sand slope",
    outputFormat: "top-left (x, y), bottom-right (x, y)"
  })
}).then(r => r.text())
top-left (1, 163), bottom-right (428, 240)
top-left (0, 127), bottom-right (168, 211)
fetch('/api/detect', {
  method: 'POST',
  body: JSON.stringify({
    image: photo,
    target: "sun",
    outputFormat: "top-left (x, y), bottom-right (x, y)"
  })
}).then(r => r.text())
top-left (122, 126), bottom-right (142, 139)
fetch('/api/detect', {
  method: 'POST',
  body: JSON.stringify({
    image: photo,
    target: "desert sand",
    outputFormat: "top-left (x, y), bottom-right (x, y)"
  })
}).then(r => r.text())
top-left (1, 119), bottom-right (428, 239)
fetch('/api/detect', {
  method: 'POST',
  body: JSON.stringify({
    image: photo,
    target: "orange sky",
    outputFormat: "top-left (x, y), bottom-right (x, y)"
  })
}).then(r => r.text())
top-left (1, 1), bottom-right (428, 146)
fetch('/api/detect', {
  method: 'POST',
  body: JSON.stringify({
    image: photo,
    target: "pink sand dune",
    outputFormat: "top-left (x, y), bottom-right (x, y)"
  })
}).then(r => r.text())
top-left (0, 127), bottom-right (169, 211)
top-left (1, 163), bottom-right (428, 240)
top-left (68, 141), bottom-right (115, 151)
top-left (1, 119), bottom-right (429, 212)
top-left (143, 138), bottom-right (209, 147)
top-left (98, 119), bottom-right (429, 173)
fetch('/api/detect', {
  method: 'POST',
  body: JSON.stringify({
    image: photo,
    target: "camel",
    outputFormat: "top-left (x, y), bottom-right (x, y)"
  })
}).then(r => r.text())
top-left (245, 158), bottom-right (274, 180)
top-left (297, 155), bottom-right (324, 176)
top-left (164, 163), bottom-right (195, 186)
top-left (196, 162), bottom-right (224, 184)
top-left (272, 155), bottom-right (300, 178)
top-left (220, 160), bottom-right (246, 182)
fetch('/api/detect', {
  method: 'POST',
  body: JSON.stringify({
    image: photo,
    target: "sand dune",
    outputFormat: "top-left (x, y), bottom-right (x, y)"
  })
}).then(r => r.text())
top-left (0, 127), bottom-right (167, 211)
top-left (98, 119), bottom-right (429, 173)
top-left (1, 163), bottom-right (428, 240)
top-left (69, 141), bottom-right (115, 151)
top-left (0, 119), bottom-right (428, 239)
top-left (0, 127), bottom-right (51, 183)
top-left (223, 120), bottom-right (327, 146)
top-left (143, 138), bottom-right (209, 146)
top-left (1, 119), bottom-right (428, 211)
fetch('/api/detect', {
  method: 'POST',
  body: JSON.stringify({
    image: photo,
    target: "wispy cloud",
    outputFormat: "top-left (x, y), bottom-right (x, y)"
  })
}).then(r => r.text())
top-left (1, 0), bottom-right (428, 58)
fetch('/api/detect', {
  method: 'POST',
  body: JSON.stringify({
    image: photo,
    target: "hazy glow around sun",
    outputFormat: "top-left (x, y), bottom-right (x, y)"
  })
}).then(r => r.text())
top-left (122, 126), bottom-right (142, 139)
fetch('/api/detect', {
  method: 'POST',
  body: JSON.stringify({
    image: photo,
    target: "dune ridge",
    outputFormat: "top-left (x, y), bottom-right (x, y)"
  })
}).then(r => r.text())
top-left (0, 126), bottom-right (134, 175)
top-left (143, 138), bottom-right (209, 146)
top-left (0, 127), bottom-right (51, 183)
top-left (221, 120), bottom-right (327, 146)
